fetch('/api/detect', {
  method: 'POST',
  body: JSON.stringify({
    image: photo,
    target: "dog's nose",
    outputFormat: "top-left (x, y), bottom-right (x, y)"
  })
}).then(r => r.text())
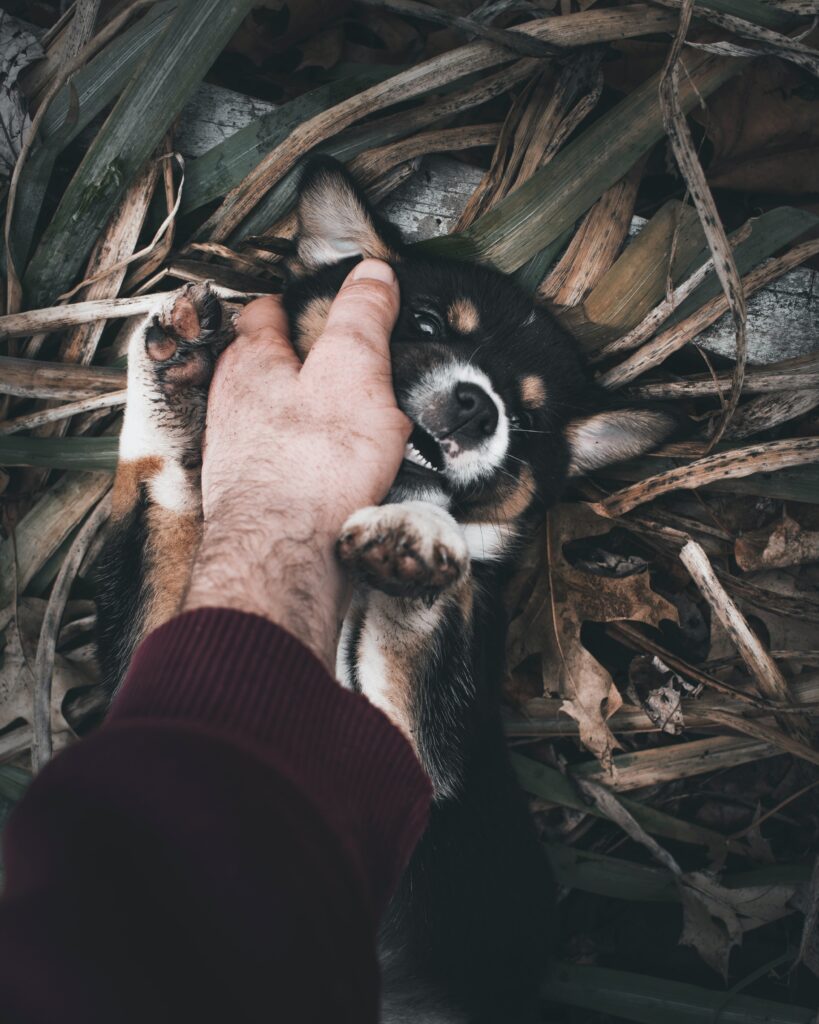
top-left (451, 382), bottom-right (498, 441)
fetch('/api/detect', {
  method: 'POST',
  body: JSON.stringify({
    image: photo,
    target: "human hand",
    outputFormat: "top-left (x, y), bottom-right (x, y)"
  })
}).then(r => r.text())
top-left (185, 260), bottom-right (409, 669)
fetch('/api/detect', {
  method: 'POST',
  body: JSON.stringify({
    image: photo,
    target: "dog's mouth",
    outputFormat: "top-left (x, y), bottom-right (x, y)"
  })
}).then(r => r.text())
top-left (403, 423), bottom-right (445, 475)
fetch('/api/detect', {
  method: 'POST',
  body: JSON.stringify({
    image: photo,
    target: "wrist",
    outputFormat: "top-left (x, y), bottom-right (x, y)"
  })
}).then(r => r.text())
top-left (184, 497), bottom-right (344, 672)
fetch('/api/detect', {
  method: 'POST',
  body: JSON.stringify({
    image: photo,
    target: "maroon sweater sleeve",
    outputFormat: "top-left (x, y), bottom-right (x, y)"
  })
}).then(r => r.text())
top-left (0, 609), bottom-right (431, 1024)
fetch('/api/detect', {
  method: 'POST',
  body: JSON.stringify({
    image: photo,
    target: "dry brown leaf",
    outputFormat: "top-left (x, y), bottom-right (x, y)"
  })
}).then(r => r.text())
top-left (577, 777), bottom-right (795, 978)
top-left (295, 25), bottom-right (345, 71)
top-left (227, 0), bottom-right (352, 65)
top-left (344, 10), bottom-right (421, 65)
top-left (627, 654), bottom-right (700, 735)
top-left (736, 512), bottom-right (819, 571)
top-left (603, 39), bottom-right (668, 94)
top-left (680, 871), bottom-right (794, 978)
top-left (694, 58), bottom-right (819, 195)
top-left (507, 504), bottom-right (677, 769)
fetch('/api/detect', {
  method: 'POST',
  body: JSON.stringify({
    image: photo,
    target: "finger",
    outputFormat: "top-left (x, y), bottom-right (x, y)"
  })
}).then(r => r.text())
top-left (233, 294), bottom-right (300, 373)
top-left (209, 296), bottom-right (297, 425)
top-left (307, 259), bottom-right (400, 376)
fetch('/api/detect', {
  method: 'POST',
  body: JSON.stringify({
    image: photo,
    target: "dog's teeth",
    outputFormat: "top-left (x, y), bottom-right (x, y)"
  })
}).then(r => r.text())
top-left (404, 440), bottom-right (440, 472)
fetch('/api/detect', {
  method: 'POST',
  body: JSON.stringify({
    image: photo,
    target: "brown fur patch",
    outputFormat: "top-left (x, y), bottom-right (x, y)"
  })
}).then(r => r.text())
top-left (111, 456), bottom-right (164, 519)
top-left (294, 295), bottom-right (333, 359)
top-left (447, 298), bottom-right (479, 334)
top-left (364, 236), bottom-right (396, 263)
top-left (520, 374), bottom-right (546, 409)
top-left (377, 582), bottom-right (473, 747)
top-left (143, 507), bottom-right (202, 634)
top-left (462, 466), bottom-right (535, 524)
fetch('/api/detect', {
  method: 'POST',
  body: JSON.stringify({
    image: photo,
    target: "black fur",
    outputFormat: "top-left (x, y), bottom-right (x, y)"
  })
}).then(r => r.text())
top-left (378, 568), bottom-right (554, 1024)
top-left (95, 489), bottom-right (150, 691)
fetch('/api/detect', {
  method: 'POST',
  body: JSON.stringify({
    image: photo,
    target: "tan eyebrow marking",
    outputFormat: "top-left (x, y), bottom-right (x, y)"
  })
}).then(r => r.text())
top-left (447, 298), bottom-right (479, 334)
top-left (520, 374), bottom-right (546, 409)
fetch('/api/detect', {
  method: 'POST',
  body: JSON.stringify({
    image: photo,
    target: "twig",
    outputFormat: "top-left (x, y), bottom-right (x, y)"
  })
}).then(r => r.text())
top-left (705, 710), bottom-right (819, 769)
top-left (591, 438), bottom-right (819, 517)
top-left (678, 539), bottom-right (812, 744)
top-left (651, 0), bottom-right (819, 78)
top-left (730, 779), bottom-right (819, 839)
top-left (31, 490), bottom-right (112, 772)
top-left (721, 391), bottom-right (819, 441)
top-left (0, 291), bottom-right (177, 338)
top-left (125, 133), bottom-right (179, 290)
top-left (607, 621), bottom-right (769, 708)
top-left (574, 735), bottom-right (776, 792)
top-left (0, 355), bottom-right (126, 399)
top-left (716, 568), bottom-right (819, 622)
top-left (658, 0), bottom-right (747, 445)
top-left (0, 391), bottom-right (127, 434)
top-left (625, 355), bottom-right (819, 398)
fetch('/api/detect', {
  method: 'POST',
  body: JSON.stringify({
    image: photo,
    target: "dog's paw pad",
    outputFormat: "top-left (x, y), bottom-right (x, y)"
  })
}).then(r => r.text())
top-left (337, 504), bottom-right (468, 599)
top-left (145, 284), bottom-right (228, 395)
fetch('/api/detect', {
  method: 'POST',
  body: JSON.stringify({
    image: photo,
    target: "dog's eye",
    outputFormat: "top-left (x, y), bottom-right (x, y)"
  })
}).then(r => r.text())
top-left (413, 310), bottom-right (443, 338)
top-left (509, 411), bottom-right (534, 430)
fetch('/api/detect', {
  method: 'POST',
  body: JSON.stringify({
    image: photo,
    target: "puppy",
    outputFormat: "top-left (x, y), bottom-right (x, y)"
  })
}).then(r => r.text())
top-left (97, 156), bottom-right (676, 1023)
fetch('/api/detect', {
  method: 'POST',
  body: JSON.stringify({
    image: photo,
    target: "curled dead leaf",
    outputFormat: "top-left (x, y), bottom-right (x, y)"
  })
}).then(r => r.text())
top-left (694, 58), bottom-right (819, 195)
top-left (506, 504), bottom-right (677, 769)
top-left (627, 654), bottom-right (702, 735)
top-left (736, 512), bottom-right (819, 571)
top-left (577, 777), bottom-right (796, 978)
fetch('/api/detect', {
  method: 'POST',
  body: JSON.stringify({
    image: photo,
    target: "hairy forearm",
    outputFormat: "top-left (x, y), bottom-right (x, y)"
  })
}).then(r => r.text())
top-left (184, 495), bottom-right (343, 671)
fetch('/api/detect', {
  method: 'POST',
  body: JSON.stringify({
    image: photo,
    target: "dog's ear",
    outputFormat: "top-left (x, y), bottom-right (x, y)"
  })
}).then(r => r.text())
top-left (565, 408), bottom-right (677, 476)
top-left (291, 156), bottom-right (401, 273)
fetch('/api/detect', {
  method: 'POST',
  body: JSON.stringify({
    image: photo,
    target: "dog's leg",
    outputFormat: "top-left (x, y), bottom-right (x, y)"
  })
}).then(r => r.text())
top-left (96, 284), bottom-right (231, 691)
top-left (336, 502), bottom-right (476, 797)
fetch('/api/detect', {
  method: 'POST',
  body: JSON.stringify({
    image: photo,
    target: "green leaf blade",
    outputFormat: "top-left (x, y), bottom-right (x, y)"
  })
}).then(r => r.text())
top-left (24, 0), bottom-right (258, 307)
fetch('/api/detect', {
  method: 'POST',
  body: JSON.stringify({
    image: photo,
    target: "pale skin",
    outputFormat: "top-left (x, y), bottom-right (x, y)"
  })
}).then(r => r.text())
top-left (185, 259), bottom-right (411, 670)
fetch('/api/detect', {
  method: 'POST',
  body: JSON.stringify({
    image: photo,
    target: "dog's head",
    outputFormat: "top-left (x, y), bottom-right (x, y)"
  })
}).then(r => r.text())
top-left (283, 157), bottom-right (674, 531)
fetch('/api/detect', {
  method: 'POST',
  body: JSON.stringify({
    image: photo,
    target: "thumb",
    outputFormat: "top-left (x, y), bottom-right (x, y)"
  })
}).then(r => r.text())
top-left (307, 259), bottom-right (400, 373)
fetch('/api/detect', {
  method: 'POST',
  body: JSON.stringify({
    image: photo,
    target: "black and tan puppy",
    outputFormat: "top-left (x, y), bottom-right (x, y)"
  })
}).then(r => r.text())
top-left (97, 157), bottom-right (676, 1023)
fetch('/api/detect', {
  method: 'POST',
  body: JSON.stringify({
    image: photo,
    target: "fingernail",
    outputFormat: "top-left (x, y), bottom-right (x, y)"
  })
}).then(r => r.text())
top-left (349, 259), bottom-right (396, 285)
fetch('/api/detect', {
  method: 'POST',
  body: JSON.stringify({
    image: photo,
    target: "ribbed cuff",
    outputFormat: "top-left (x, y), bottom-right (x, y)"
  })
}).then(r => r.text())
top-left (108, 608), bottom-right (431, 913)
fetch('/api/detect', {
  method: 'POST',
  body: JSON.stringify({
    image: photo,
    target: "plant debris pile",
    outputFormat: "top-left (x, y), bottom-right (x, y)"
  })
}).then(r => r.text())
top-left (0, 1), bottom-right (818, 1019)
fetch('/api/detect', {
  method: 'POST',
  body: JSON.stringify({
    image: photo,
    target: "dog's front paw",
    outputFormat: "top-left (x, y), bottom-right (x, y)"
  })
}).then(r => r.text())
top-left (337, 502), bottom-right (468, 600)
top-left (144, 283), bottom-right (230, 400)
